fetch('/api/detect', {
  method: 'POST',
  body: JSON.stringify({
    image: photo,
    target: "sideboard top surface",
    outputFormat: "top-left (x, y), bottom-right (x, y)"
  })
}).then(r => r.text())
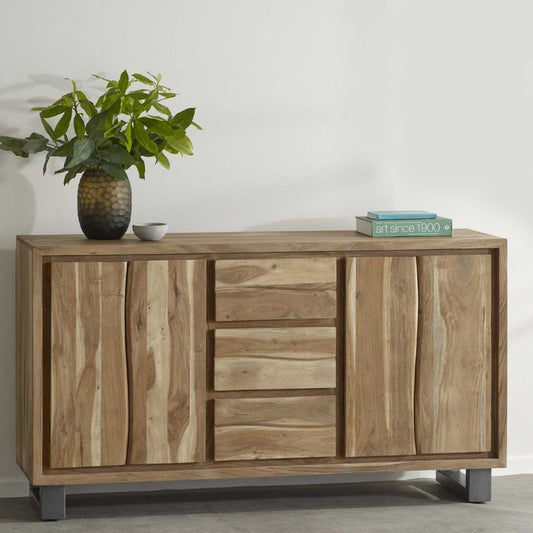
top-left (17, 229), bottom-right (506, 256)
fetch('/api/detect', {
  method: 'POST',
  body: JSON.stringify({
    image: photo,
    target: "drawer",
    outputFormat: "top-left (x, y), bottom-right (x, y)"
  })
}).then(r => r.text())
top-left (214, 396), bottom-right (336, 461)
top-left (215, 258), bottom-right (337, 321)
top-left (214, 327), bottom-right (336, 390)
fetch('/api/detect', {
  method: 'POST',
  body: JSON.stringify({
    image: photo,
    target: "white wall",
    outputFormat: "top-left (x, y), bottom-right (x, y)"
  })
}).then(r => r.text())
top-left (1, 0), bottom-right (532, 497)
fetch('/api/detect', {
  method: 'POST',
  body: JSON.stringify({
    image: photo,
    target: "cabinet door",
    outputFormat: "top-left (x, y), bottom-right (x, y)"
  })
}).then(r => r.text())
top-left (49, 259), bottom-right (207, 469)
top-left (415, 255), bottom-right (492, 454)
top-left (49, 262), bottom-right (129, 468)
top-left (126, 260), bottom-right (207, 464)
top-left (345, 254), bottom-right (492, 458)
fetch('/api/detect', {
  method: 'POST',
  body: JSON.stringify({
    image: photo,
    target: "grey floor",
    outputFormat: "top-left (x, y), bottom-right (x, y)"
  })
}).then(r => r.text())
top-left (0, 475), bottom-right (532, 533)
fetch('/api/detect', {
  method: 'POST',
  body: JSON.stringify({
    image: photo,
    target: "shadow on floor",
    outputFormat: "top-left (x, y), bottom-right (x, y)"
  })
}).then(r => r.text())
top-left (0, 479), bottom-right (462, 523)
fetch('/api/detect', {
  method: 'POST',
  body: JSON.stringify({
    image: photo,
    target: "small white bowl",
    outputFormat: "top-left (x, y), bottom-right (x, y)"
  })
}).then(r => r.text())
top-left (133, 223), bottom-right (168, 241)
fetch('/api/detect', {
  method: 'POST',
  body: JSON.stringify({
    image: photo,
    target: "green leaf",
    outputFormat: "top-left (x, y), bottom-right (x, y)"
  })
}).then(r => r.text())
top-left (191, 121), bottom-right (203, 130)
top-left (97, 145), bottom-right (136, 166)
top-left (40, 117), bottom-right (55, 139)
top-left (165, 134), bottom-right (193, 155)
top-left (127, 89), bottom-right (150, 100)
top-left (23, 137), bottom-right (48, 153)
top-left (101, 162), bottom-right (128, 180)
top-left (101, 92), bottom-right (121, 112)
top-left (118, 70), bottom-right (129, 92)
top-left (53, 108), bottom-right (72, 139)
top-left (74, 114), bottom-right (85, 138)
top-left (50, 138), bottom-right (76, 157)
top-left (63, 166), bottom-right (82, 185)
top-left (124, 123), bottom-right (132, 151)
top-left (103, 122), bottom-right (124, 138)
top-left (92, 73), bottom-right (111, 83)
top-left (139, 117), bottom-right (175, 137)
top-left (133, 121), bottom-right (158, 154)
top-left (155, 151), bottom-right (170, 169)
top-left (51, 94), bottom-right (73, 107)
top-left (66, 137), bottom-right (95, 168)
top-left (135, 158), bottom-right (146, 179)
top-left (171, 108), bottom-right (195, 129)
top-left (66, 77), bottom-right (77, 93)
top-left (78, 98), bottom-right (97, 118)
top-left (40, 105), bottom-right (70, 119)
top-left (86, 112), bottom-right (107, 137)
top-left (153, 102), bottom-right (171, 116)
top-left (28, 132), bottom-right (47, 140)
top-left (132, 73), bottom-right (153, 85)
top-left (0, 136), bottom-right (26, 153)
top-left (43, 151), bottom-right (52, 174)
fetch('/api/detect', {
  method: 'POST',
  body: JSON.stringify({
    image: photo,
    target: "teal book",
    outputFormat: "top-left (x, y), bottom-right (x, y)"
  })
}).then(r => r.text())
top-left (367, 210), bottom-right (437, 220)
top-left (356, 216), bottom-right (452, 237)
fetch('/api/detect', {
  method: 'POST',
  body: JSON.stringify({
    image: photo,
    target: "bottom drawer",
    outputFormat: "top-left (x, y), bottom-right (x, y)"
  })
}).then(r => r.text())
top-left (214, 396), bottom-right (336, 461)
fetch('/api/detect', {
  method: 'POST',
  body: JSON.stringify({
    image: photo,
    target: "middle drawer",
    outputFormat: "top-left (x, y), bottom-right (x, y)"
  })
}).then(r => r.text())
top-left (214, 327), bottom-right (337, 391)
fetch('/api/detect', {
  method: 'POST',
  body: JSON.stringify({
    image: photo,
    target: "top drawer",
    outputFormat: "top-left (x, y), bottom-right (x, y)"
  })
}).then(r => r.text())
top-left (215, 258), bottom-right (337, 321)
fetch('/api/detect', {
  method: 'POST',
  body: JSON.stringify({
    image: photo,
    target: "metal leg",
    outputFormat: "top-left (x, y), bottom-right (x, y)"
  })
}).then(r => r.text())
top-left (30, 485), bottom-right (66, 520)
top-left (436, 469), bottom-right (491, 503)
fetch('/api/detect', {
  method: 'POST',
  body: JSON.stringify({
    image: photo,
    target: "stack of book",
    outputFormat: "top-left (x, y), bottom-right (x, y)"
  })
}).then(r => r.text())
top-left (356, 211), bottom-right (452, 238)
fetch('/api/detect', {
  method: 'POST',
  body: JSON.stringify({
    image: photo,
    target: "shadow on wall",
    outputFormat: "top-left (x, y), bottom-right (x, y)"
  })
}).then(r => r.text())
top-left (0, 155), bottom-right (35, 244)
top-left (0, 72), bottom-right (79, 241)
top-left (0, 249), bottom-right (20, 481)
top-left (245, 218), bottom-right (353, 232)
top-left (0, 78), bottom-right (44, 483)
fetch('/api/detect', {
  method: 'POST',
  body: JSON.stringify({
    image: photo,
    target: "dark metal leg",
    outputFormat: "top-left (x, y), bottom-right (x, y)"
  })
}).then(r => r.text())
top-left (30, 485), bottom-right (66, 520)
top-left (436, 469), bottom-right (491, 503)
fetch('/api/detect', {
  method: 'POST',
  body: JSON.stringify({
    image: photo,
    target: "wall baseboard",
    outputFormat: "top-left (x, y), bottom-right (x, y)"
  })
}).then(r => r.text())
top-left (2, 457), bottom-right (532, 499)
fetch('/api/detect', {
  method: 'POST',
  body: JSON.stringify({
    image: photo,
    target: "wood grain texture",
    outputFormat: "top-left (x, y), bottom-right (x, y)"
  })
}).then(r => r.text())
top-left (127, 260), bottom-right (207, 465)
top-left (18, 229), bottom-right (505, 256)
top-left (17, 230), bottom-right (507, 488)
top-left (214, 327), bottom-right (336, 390)
top-left (345, 257), bottom-right (418, 457)
top-left (215, 396), bottom-right (336, 461)
top-left (16, 241), bottom-right (34, 478)
top-left (415, 254), bottom-right (492, 454)
top-left (49, 262), bottom-right (128, 468)
top-left (215, 258), bottom-right (336, 321)
top-left (496, 243), bottom-right (507, 463)
top-left (39, 455), bottom-right (502, 486)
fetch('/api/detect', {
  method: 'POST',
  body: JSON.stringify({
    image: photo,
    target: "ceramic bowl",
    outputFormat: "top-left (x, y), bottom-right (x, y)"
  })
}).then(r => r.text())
top-left (132, 223), bottom-right (168, 241)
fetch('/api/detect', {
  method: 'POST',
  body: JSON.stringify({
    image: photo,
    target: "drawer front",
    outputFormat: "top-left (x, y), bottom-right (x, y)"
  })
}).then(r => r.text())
top-left (214, 327), bottom-right (336, 390)
top-left (214, 396), bottom-right (336, 461)
top-left (215, 258), bottom-right (337, 321)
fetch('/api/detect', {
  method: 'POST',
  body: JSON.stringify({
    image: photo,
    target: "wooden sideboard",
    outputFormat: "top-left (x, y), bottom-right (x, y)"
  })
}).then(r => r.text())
top-left (16, 230), bottom-right (507, 519)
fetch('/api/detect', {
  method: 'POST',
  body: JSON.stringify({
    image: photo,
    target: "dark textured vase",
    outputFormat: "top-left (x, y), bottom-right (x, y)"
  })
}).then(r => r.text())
top-left (77, 170), bottom-right (131, 240)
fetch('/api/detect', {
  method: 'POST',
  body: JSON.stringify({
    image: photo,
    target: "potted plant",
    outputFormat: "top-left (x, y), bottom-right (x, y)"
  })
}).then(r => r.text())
top-left (0, 70), bottom-right (200, 239)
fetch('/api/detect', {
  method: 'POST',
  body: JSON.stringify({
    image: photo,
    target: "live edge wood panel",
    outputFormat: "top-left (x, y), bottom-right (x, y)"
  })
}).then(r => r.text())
top-left (345, 257), bottom-right (418, 457)
top-left (345, 254), bottom-right (493, 458)
top-left (49, 262), bottom-right (129, 468)
top-left (126, 260), bottom-right (206, 464)
top-left (15, 231), bottom-right (506, 486)
top-left (415, 255), bottom-right (492, 454)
